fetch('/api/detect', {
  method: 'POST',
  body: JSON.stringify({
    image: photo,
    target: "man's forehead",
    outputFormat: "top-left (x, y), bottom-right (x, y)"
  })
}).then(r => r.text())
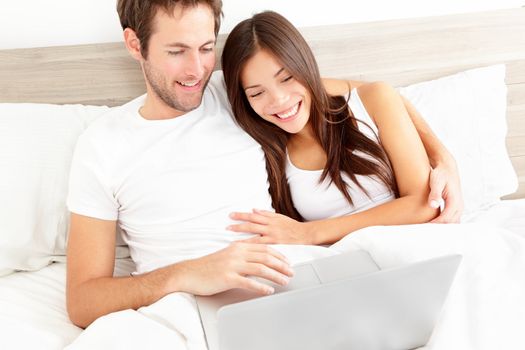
top-left (150, 4), bottom-right (216, 40)
top-left (152, 3), bottom-right (213, 27)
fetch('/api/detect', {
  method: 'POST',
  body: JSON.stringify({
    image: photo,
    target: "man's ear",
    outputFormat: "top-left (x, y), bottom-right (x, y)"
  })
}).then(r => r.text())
top-left (123, 28), bottom-right (143, 61)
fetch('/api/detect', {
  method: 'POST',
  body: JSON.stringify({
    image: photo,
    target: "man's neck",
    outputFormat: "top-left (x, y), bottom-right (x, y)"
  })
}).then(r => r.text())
top-left (139, 92), bottom-right (186, 121)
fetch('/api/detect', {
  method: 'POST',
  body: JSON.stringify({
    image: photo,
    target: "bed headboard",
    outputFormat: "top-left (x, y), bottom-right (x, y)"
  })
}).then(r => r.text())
top-left (1, 8), bottom-right (524, 199)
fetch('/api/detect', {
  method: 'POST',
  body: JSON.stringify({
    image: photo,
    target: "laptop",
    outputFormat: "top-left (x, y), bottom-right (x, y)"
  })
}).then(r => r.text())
top-left (196, 250), bottom-right (461, 350)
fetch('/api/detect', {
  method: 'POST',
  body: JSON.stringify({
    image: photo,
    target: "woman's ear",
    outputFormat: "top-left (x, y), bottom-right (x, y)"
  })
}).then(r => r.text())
top-left (123, 28), bottom-right (143, 61)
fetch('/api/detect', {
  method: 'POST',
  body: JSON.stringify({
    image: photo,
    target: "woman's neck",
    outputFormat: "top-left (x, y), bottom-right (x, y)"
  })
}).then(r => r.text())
top-left (287, 122), bottom-right (328, 171)
top-left (289, 122), bottom-right (317, 148)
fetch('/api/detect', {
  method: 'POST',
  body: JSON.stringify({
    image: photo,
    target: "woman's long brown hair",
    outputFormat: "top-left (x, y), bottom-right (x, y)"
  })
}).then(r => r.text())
top-left (222, 11), bottom-right (397, 221)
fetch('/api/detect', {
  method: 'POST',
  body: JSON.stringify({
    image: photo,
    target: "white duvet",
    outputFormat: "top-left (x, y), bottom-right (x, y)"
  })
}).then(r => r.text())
top-left (63, 222), bottom-right (525, 350)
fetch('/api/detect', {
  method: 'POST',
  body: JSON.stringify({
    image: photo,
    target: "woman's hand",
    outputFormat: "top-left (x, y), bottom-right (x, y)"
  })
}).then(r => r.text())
top-left (227, 209), bottom-right (314, 245)
top-left (428, 157), bottom-right (464, 223)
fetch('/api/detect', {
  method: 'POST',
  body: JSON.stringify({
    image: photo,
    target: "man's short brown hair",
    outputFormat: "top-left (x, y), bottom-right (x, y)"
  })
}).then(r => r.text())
top-left (117, 0), bottom-right (223, 58)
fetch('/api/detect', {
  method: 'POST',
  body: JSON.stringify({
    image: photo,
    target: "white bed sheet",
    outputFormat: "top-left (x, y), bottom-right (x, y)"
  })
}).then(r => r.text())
top-left (463, 199), bottom-right (525, 238)
top-left (0, 199), bottom-right (523, 349)
top-left (0, 259), bottom-right (135, 349)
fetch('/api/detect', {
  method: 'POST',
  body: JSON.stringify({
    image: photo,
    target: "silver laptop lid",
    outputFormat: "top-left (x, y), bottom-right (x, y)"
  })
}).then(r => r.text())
top-left (217, 254), bottom-right (461, 350)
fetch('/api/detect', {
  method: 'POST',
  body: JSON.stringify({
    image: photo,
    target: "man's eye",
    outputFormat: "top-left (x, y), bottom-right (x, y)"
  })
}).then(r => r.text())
top-left (201, 47), bottom-right (214, 52)
top-left (167, 51), bottom-right (183, 56)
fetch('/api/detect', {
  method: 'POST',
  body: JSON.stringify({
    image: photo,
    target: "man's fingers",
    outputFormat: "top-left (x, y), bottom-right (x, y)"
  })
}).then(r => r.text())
top-left (230, 241), bottom-right (290, 265)
top-left (429, 197), bottom-right (445, 210)
top-left (428, 168), bottom-right (446, 208)
top-left (243, 263), bottom-right (290, 287)
top-left (247, 252), bottom-right (294, 277)
top-left (430, 207), bottom-right (450, 223)
top-left (239, 236), bottom-right (264, 244)
top-left (430, 207), bottom-right (460, 224)
top-left (250, 244), bottom-right (291, 265)
top-left (234, 275), bottom-right (275, 295)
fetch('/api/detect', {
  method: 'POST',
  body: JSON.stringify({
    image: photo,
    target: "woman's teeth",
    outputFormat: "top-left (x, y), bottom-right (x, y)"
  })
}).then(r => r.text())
top-left (276, 102), bottom-right (300, 119)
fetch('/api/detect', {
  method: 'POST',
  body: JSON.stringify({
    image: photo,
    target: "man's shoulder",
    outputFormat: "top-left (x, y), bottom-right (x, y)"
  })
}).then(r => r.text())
top-left (208, 70), bottom-right (225, 89)
top-left (83, 94), bottom-right (144, 138)
top-left (205, 70), bottom-right (229, 107)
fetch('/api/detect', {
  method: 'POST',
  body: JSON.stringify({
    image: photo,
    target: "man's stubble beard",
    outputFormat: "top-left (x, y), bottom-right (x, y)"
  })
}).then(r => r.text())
top-left (143, 60), bottom-right (212, 114)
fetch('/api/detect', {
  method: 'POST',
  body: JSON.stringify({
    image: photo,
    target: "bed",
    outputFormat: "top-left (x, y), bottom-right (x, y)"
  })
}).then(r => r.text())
top-left (0, 8), bottom-right (524, 350)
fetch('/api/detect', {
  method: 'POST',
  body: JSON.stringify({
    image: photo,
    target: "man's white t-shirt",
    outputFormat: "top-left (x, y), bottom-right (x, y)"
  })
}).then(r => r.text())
top-left (67, 71), bottom-right (272, 274)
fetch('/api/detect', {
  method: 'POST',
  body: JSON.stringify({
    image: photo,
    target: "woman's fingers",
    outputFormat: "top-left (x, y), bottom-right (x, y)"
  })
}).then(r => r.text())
top-left (252, 208), bottom-right (277, 217)
top-left (229, 211), bottom-right (269, 225)
top-left (227, 222), bottom-right (268, 234)
top-left (239, 236), bottom-right (277, 245)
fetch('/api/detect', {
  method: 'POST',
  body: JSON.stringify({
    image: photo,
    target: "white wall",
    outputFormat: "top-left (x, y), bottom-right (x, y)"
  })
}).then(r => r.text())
top-left (1, 0), bottom-right (523, 50)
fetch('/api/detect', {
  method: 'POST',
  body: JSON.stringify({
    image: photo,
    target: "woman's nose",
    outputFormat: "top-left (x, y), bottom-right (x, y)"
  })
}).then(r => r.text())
top-left (269, 88), bottom-right (289, 107)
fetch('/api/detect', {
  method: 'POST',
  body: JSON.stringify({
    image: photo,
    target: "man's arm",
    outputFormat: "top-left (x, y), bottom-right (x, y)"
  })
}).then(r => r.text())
top-left (322, 78), bottom-right (463, 222)
top-left (66, 214), bottom-right (293, 328)
top-left (66, 214), bottom-right (169, 328)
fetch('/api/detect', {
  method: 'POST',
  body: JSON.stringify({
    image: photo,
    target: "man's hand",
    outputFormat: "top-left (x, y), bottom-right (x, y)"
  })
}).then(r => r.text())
top-left (173, 242), bottom-right (294, 296)
top-left (227, 209), bottom-right (313, 245)
top-left (428, 159), bottom-right (464, 223)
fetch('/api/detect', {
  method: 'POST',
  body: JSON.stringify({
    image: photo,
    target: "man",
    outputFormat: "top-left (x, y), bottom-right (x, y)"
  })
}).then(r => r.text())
top-left (66, 0), bottom-right (462, 333)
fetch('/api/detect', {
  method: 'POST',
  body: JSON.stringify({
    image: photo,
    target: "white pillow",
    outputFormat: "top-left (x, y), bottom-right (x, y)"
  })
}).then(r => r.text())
top-left (0, 103), bottom-right (110, 276)
top-left (399, 64), bottom-right (518, 216)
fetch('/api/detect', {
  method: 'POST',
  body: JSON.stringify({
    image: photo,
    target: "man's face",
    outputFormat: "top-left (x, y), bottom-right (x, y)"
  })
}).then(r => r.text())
top-left (142, 4), bottom-right (216, 115)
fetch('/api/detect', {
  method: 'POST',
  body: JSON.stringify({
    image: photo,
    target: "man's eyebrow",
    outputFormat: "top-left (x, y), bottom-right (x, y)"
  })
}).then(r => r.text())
top-left (165, 40), bottom-right (216, 49)
top-left (245, 67), bottom-right (285, 90)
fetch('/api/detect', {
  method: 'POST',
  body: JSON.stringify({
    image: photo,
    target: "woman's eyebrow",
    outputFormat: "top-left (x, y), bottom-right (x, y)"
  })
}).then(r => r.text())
top-left (274, 67), bottom-right (284, 78)
top-left (245, 67), bottom-right (285, 90)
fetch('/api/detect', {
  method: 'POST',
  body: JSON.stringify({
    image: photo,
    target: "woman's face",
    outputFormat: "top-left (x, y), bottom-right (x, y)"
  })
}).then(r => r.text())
top-left (240, 49), bottom-right (312, 134)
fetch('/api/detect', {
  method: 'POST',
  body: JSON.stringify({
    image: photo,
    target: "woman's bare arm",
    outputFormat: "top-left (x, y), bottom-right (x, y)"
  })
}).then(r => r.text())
top-left (323, 78), bottom-right (463, 222)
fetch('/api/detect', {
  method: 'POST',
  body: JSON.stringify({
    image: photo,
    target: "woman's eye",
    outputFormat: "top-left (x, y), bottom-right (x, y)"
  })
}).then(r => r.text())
top-left (250, 91), bottom-right (263, 98)
top-left (282, 75), bottom-right (293, 82)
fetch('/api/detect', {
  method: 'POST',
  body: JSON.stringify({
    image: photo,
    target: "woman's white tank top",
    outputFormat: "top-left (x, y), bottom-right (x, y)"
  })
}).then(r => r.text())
top-left (286, 88), bottom-right (395, 221)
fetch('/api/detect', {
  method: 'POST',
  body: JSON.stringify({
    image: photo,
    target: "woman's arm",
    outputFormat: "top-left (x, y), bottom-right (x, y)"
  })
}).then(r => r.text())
top-left (308, 81), bottom-right (439, 244)
top-left (228, 82), bottom-right (439, 245)
top-left (323, 78), bottom-right (463, 223)
top-left (400, 96), bottom-right (463, 223)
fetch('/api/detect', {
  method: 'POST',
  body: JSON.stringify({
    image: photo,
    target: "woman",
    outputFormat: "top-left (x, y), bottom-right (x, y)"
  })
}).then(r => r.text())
top-left (222, 11), bottom-right (439, 245)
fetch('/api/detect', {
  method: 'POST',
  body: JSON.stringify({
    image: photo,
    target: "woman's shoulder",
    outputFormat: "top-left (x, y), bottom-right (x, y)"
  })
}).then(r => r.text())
top-left (356, 81), bottom-right (397, 100)
top-left (322, 79), bottom-right (395, 98)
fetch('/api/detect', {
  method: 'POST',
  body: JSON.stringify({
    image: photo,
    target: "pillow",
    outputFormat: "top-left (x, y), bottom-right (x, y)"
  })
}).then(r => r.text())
top-left (0, 103), bottom-right (111, 276)
top-left (398, 64), bottom-right (518, 217)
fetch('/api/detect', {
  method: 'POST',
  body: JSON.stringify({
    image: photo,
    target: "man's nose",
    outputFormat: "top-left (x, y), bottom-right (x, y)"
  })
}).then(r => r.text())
top-left (184, 51), bottom-right (204, 77)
